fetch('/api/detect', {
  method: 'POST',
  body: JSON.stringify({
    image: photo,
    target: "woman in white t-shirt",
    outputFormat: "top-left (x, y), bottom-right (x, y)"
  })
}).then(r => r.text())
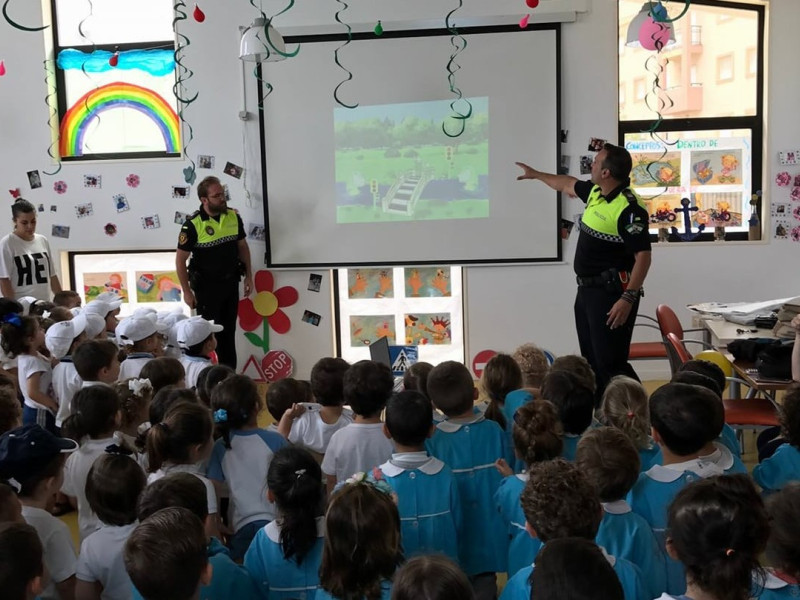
top-left (0, 199), bottom-right (61, 301)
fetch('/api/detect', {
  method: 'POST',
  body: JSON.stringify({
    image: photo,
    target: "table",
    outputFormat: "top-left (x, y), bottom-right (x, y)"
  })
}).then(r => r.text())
top-left (701, 318), bottom-right (792, 399)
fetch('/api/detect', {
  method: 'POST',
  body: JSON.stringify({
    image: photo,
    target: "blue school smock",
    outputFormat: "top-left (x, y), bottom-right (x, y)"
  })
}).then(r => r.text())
top-left (132, 537), bottom-right (258, 600)
top-left (315, 580), bottom-right (392, 600)
top-left (700, 441), bottom-right (748, 475)
top-left (628, 459), bottom-right (723, 596)
top-left (243, 519), bottom-right (324, 600)
top-left (378, 452), bottom-right (460, 562)
top-left (638, 441), bottom-right (662, 472)
top-left (498, 548), bottom-right (647, 600)
top-left (494, 473), bottom-right (542, 577)
top-left (502, 390), bottom-right (533, 472)
top-left (756, 570), bottom-right (800, 599)
top-left (597, 500), bottom-right (666, 598)
top-left (753, 443), bottom-right (800, 494)
top-left (425, 414), bottom-right (508, 575)
top-left (561, 433), bottom-right (581, 461)
top-left (720, 423), bottom-right (741, 457)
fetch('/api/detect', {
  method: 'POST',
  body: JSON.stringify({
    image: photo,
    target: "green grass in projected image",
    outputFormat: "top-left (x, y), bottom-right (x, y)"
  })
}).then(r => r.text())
top-left (335, 98), bottom-right (489, 224)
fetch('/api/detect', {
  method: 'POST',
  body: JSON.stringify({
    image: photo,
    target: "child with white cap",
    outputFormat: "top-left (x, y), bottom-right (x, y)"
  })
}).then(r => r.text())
top-left (158, 310), bottom-right (188, 360)
top-left (117, 315), bottom-right (168, 380)
top-left (82, 312), bottom-right (107, 341)
top-left (46, 313), bottom-right (88, 429)
top-left (83, 297), bottom-right (123, 347)
top-left (177, 316), bottom-right (223, 389)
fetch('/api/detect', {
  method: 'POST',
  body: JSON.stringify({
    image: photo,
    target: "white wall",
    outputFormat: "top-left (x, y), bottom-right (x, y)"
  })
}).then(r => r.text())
top-left (1, 0), bottom-right (796, 379)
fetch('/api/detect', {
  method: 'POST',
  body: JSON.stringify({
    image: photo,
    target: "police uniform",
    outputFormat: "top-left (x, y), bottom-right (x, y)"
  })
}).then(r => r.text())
top-left (177, 205), bottom-right (245, 368)
top-left (573, 179), bottom-right (651, 397)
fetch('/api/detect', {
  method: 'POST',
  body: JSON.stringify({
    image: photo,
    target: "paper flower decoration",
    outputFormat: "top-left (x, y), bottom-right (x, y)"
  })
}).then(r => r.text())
top-left (126, 174), bottom-right (140, 188)
top-left (794, 205), bottom-right (800, 221)
top-left (53, 181), bottom-right (67, 194)
top-left (238, 270), bottom-right (299, 353)
top-left (776, 172), bottom-right (791, 187)
top-left (792, 187), bottom-right (800, 202)
top-left (104, 223), bottom-right (117, 236)
top-left (792, 226), bottom-right (800, 242)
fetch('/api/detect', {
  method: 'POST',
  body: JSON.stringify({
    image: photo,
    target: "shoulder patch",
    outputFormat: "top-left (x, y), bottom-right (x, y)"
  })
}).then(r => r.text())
top-left (625, 222), bottom-right (645, 235)
top-left (178, 232), bottom-right (188, 245)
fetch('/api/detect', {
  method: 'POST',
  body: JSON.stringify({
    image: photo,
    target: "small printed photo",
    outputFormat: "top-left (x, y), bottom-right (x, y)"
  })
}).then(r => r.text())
top-left (174, 211), bottom-right (190, 225)
top-left (197, 155), bottom-right (215, 169)
top-left (772, 203), bottom-right (788, 217)
top-left (114, 194), bottom-right (130, 212)
top-left (558, 155), bottom-right (571, 175)
top-left (308, 273), bottom-right (323, 293)
top-left (51, 225), bottom-right (70, 239)
top-left (560, 218), bottom-right (575, 240)
top-left (27, 170), bottom-right (42, 189)
top-left (83, 174), bottom-right (102, 189)
top-left (579, 155), bottom-right (593, 175)
top-left (50, 205), bottom-right (57, 212)
top-left (775, 220), bottom-right (789, 240)
top-left (588, 137), bottom-right (607, 152)
top-left (172, 186), bottom-right (190, 199)
top-left (224, 161), bottom-right (244, 179)
top-left (560, 129), bottom-right (569, 143)
top-left (301, 309), bottom-right (322, 326)
top-left (223, 184), bottom-right (231, 203)
top-left (141, 215), bottom-right (161, 230)
top-left (247, 223), bottom-right (266, 242)
top-left (37, 204), bottom-right (44, 212)
top-left (75, 203), bottom-right (94, 218)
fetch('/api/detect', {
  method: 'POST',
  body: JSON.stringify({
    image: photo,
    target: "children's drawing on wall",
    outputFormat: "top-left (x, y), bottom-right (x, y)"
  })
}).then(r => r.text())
top-left (774, 220), bottom-right (789, 240)
top-left (690, 150), bottom-right (742, 186)
top-left (405, 313), bottom-right (452, 345)
top-left (84, 272), bottom-right (128, 303)
top-left (350, 315), bottom-right (396, 347)
top-left (693, 192), bottom-right (743, 227)
top-left (630, 152), bottom-right (681, 187)
top-left (347, 268), bottom-right (393, 299)
top-left (404, 267), bottom-right (451, 297)
top-left (644, 194), bottom-right (683, 229)
top-left (136, 272), bottom-right (182, 303)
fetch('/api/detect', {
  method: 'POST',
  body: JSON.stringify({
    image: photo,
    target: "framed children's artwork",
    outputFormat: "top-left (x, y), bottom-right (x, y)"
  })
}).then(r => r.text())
top-left (69, 250), bottom-right (192, 317)
top-left (336, 267), bottom-right (464, 366)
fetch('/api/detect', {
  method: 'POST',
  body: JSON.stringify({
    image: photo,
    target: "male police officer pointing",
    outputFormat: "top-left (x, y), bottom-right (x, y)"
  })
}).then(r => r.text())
top-left (516, 144), bottom-right (652, 399)
top-left (176, 176), bottom-right (253, 369)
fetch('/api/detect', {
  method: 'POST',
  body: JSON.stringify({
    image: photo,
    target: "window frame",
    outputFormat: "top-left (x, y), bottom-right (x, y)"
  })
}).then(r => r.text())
top-left (49, 0), bottom-right (180, 162)
top-left (618, 0), bottom-right (765, 243)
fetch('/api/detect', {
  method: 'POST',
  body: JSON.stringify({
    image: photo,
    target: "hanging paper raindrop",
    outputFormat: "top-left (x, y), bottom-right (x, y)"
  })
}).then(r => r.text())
top-left (374, 20), bottom-right (383, 36)
top-left (0, 60), bottom-right (5, 76)
top-left (519, 14), bottom-right (529, 28)
top-left (193, 4), bottom-right (205, 22)
top-left (525, 0), bottom-right (539, 8)
top-left (108, 51), bottom-right (119, 67)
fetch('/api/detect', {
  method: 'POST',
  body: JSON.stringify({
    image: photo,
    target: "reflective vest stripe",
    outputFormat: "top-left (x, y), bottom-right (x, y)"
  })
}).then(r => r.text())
top-left (580, 186), bottom-right (647, 240)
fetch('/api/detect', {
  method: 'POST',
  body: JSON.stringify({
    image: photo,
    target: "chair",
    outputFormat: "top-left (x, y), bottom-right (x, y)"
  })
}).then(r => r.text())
top-left (628, 314), bottom-right (669, 361)
top-left (657, 304), bottom-right (715, 374)
top-left (664, 333), bottom-right (780, 434)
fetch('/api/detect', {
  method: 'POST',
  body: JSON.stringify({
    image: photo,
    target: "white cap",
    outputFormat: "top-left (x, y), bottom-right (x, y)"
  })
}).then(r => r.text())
top-left (176, 316), bottom-right (223, 349)
top-left (45, 312), bottom-right (87, 359)
top-left (18, 296), bottom-right (39, 316)
top-left (116, 314), bottom-right (168, 346)
top-left (131, 307), bottom-right (157, 318)
top-left (159, 312), bottom-right (188, 350)
top-left (94, 291), bottom-right (123, 303)
top-left (84, 298), bottom-right (123, 318)
top-left (84, 313), bottom-right (106, 339)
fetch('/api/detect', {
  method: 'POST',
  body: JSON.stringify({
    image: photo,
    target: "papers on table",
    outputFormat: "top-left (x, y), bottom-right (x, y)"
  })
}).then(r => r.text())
top-left (687, 297), bottom-right (796, 326)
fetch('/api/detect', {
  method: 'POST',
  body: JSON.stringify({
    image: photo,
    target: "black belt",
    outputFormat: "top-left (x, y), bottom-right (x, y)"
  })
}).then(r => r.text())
top-left (576, 268), bottom-right (630, 288)
top-left (576, 274), bottom-right (607, 287)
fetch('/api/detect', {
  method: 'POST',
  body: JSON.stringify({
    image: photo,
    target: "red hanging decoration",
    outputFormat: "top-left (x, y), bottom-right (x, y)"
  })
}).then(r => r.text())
top-left (109, 51), bottom-right (119, 67)
top-left (0, 60), bottom-right (6, 76)
top-left (193, 4), bottom-right (205, 22)
top-left (525, 0), bottom-right (539, 7)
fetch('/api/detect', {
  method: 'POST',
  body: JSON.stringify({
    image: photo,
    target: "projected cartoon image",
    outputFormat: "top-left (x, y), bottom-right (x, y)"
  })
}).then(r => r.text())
top-left (350, 315), bottom-right (396, 347)
top-left (404, 267), bottom-right (451, 297)
top-left (335, 98), bottom-right (489, 223)
top-left (405, 313), bottom-right (452, 345)
top-left (347, 268), bottom-right (393, 298)
top-left (630, 152), bottom-right (681, 188)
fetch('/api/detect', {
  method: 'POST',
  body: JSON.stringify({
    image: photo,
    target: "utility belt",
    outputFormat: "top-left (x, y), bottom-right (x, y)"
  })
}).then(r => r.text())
top-left (576, 268), bottom-right (631, 294)
top-left (188, 260), bottom-right (244, 288)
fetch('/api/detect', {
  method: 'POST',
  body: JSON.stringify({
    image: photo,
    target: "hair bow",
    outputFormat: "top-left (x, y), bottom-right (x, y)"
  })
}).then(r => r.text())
top-left (129, 378), bottom-right (153, 397)
top-left (0, 313), bottom-right (22, 328)
top-left (337, 468), bottom-right (395, 497)
top-left (213, 409), bottom-right (228, 424)
top-left (1, 478), bottom-right (21, 493)
top-left (104, 444), bottom-right (134, 457)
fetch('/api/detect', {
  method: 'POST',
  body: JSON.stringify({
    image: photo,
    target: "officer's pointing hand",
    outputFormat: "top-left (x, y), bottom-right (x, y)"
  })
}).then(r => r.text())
top-left (515, 162), bottom-right (540, 181)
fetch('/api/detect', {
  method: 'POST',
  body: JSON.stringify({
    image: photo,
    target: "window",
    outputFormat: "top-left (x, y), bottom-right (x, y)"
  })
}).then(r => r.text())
top-left (716, 54), bottom-right (734, 82)
top-left (336, 267), bottom-right (464, 367)
top-left (50, 0), bottom-right (180, 160)
top-left (618, 0), bottom-right (764, 242)
top-left (634, 78), bottom-right (646, 101)
top-left (619, 85), bottom-right (626, 105)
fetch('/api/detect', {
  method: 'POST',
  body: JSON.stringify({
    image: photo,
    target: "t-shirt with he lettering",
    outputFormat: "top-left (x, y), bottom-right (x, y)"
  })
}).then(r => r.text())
top-left (0, 232), bottom-right (56, 300)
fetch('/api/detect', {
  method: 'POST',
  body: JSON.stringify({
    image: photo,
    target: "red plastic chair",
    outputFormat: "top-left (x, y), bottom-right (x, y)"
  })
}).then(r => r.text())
top-left (628, 314), bottom-right (669, 361)
top-left (664, 333), bottom-right (779, 432)
top-left (657, 305), bottom-right (715, 374)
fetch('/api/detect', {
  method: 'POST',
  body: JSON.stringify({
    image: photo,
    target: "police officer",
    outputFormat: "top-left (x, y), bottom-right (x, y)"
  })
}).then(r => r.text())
top-left (176, 176), bottom-right (253, 369)
top-left (516, 144), bottom-right (652, 398)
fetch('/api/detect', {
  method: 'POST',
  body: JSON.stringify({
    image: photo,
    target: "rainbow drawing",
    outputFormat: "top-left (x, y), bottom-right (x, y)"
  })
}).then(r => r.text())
top-left (59, 82), bottom-right (180, 157)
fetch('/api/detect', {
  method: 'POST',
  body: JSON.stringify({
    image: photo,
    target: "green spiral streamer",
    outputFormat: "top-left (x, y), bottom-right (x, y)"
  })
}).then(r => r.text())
top-left (648, 0), bottom-right (691, 24)
top-left (640, 50), bottom-right (676, 196)
top-left (173, 0), bottom-right (198, 184)
top-left (332, 0), bottom-right (357, 109)
top-left (442, 0), bottom-right (472, 138)
top-left (2, 0), bottom-right (48, 32)
top-left (42, 58), bottom-right (62, 176)
top-left (249, 0), bottom-right (299, 60)
top-left (77, 0), bottom-right (100, 155)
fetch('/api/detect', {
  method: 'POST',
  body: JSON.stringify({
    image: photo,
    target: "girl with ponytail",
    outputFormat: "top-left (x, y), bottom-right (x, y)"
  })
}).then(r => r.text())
top-left (662, 474), bottom-right (767, 600)
top-left (601, 375), bottom-right (661, 471)
top-left (244, 447), bottom-right (325, 600)
top-left (206, 375), bottom-right (287, 560)
top-left (61, 385), bottom-right (121, 541)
